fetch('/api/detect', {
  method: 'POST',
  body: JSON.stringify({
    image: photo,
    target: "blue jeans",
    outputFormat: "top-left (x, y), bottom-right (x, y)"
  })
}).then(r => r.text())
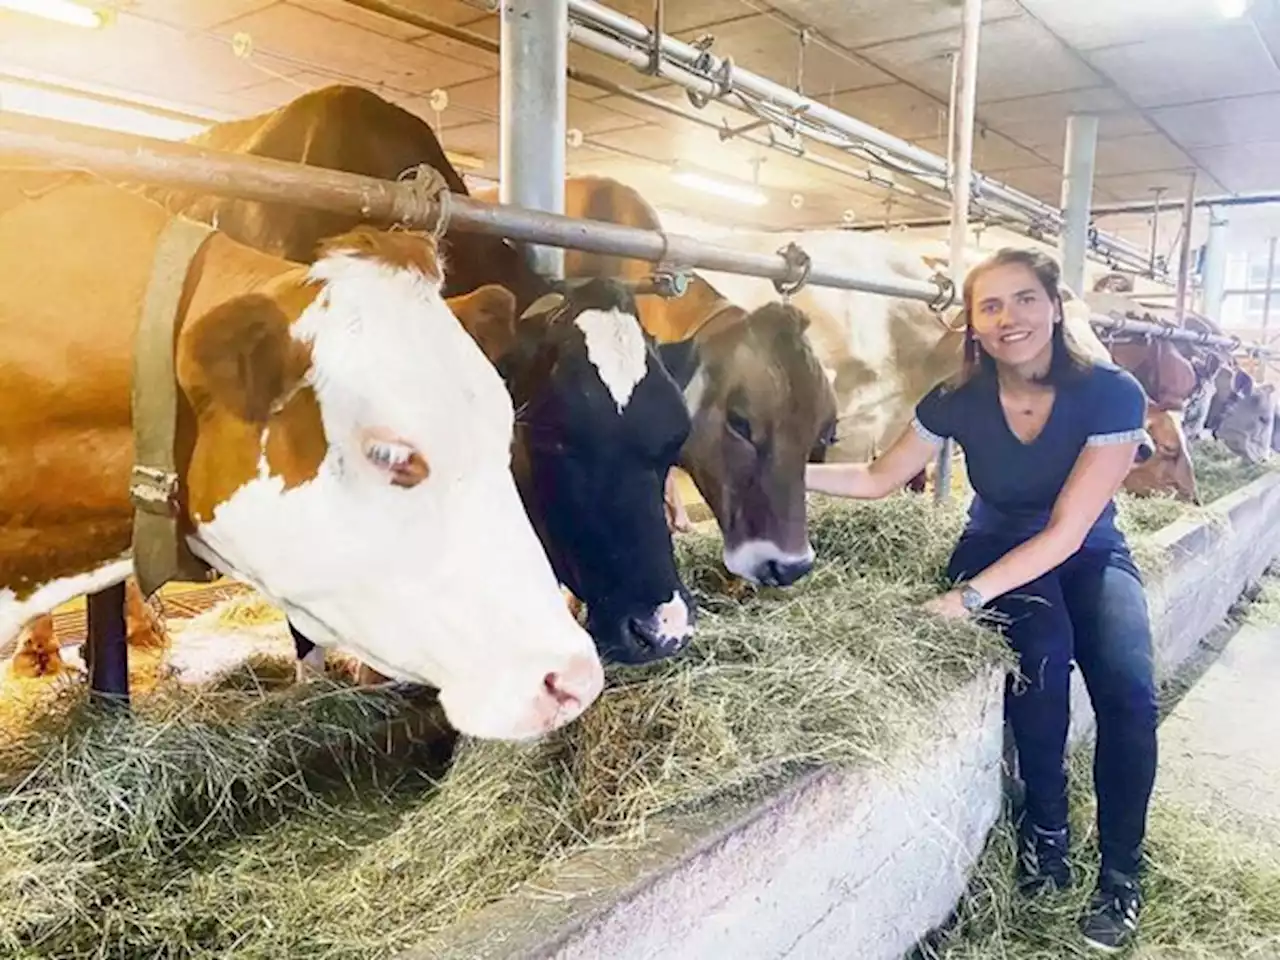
top-left (949, 535), bottom-right (1159, 877)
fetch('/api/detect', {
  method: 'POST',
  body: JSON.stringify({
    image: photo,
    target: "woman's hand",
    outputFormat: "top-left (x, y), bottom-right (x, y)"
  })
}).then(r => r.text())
top-left (805, 427), bottom-right (941, 500)
top-left (923, 589), bottom-right (971, 621)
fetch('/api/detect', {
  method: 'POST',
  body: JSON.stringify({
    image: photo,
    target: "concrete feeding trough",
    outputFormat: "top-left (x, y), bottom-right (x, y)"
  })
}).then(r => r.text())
top-left (398, 473), bottom-right (1280, 960)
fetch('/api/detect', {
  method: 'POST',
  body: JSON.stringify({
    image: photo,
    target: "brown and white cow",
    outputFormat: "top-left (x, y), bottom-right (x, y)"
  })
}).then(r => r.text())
top-left (474, 175), bottom-right (839, 588)
top-left (134, 86), bottom-right (695, 667)
top-left (0, 171), bottom-right (601, 741)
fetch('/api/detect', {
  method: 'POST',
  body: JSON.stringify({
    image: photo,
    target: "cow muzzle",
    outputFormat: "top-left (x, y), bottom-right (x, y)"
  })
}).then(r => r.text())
top-left (590, 587), bottom-right (696, 665)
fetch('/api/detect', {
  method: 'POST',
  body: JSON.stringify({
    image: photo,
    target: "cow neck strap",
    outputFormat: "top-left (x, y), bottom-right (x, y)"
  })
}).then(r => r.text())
top-left (688, 299), bottom-right (746, 344)
top-left (130, 215), bottom-right (219, 599)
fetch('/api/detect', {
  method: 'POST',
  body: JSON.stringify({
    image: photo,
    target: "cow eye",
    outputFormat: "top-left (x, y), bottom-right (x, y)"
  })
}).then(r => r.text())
top-left (726, 411), bottom-right (753, 444)
top-left (362, 433), bottom-right (430, 488)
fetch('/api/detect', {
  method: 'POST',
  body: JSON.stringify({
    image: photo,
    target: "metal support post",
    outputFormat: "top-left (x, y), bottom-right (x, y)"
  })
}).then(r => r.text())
top-left (1175, 172), bottom-right (1197, 325)
top-left (935, 0), bottom-right (982, 504)
top-left (500, 0), bottom-right (568, 279)
top-left (1200, 204), bottom-right (1229, 322)
top-left (1262, 236), bottom-right (1277, 382)
top-left (1059, 114), bottom-right (1099, 295)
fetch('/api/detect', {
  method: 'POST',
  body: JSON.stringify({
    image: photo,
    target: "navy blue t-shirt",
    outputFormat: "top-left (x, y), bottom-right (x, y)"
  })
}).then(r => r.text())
top-left (913, 362), bottom-right (1148, 549)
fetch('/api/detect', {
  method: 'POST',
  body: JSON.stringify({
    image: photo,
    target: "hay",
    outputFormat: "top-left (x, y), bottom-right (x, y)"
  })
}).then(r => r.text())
top-left (0, 496), bottom-right (1010, 958)
top-left (1190, 437), bottom-right (1279, 507)
top-left (0, 445), bottom-right (1274, 958)
top-left (917, 749), bottom-right (1280, 960)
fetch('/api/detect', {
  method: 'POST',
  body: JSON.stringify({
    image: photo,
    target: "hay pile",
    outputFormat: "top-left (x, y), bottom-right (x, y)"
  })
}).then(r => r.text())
top-left (1190, 437), bottom-right (1278, 506)
top-left (0, 451), bottom-right (1273, 958)
top-left (918, 746), bottom-right (1280, 960)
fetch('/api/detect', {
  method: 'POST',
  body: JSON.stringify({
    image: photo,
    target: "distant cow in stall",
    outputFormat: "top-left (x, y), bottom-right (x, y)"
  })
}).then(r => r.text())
top-left (0, 170), bottom-right (602, 741)
top-left (116, 85), bottom-right (700, 671)
top-left (473, 174), bottom-right (840, 589)
top-left (1214, 379), bottom-right (1280, 464)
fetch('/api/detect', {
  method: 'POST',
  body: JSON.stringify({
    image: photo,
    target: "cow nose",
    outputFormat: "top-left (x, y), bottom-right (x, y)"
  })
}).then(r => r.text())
top-left (757, 556), bottom-right (814, 587)
top-left (625, 616), bottom-right (690, 658)
top-left (542, 654), bottom-right (603, 710)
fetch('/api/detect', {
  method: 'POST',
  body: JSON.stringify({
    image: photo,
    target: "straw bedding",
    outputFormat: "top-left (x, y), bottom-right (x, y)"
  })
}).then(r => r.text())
top-left (0, 439), bottom-right (1274, 958)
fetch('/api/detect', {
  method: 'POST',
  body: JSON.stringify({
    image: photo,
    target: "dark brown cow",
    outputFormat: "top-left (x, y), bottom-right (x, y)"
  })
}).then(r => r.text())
top-left (141, 84), bottom-right (548, 314)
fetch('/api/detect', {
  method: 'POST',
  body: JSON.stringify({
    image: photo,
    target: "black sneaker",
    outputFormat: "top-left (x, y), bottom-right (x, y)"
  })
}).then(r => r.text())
top-left (1080, 869), bottom-right (1142, 953)
top-left (1015, 822), bottom-right (1073, 895)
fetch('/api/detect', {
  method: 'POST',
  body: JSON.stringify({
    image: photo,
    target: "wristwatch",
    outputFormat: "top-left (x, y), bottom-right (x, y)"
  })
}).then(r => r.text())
top-left (958, 583), bottom-right (985, 614)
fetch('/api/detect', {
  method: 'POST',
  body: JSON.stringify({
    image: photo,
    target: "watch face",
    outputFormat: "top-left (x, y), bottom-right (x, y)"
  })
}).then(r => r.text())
top-left (962, 587), bottom-right (983, 611)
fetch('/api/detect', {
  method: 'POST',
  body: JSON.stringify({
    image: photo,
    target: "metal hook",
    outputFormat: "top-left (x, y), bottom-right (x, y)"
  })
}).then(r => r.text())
top-left (773, 241), bottom-right (812, 299)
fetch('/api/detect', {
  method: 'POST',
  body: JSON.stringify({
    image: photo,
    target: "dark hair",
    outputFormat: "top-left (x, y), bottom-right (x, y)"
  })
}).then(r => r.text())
top-left (950, 247), bottom-right (1094, 389)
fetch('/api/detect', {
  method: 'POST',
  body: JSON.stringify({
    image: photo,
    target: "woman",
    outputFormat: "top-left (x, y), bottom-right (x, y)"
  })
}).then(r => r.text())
top-left (807, 248), bottom-right (1157, 953)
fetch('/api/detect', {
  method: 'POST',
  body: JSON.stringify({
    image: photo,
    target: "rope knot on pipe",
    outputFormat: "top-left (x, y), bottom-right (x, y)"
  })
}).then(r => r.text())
top-left (395, 163), bottom-right (452, 240)
top-left (773, 241), bottom-right (812, 298)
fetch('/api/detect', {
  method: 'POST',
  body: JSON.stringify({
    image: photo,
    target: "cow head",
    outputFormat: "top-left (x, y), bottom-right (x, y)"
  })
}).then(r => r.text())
top-left (1214, 377), bottom-right (1277, 464)
top-left (1109, 337), bottom-right (1198, 410)
top-left (1181, 352), bottom-right (1224, 438)
top-left (1206, 363), bottom-right (1254, 434)
top-left (177, 227), bottom-right (603, 741)
top-left (662, 301), bottom-right (836, 588)
top-left (491, 278), bottom-right (695, 666)
top-left (1125, 406), bottom-right (1199, 504)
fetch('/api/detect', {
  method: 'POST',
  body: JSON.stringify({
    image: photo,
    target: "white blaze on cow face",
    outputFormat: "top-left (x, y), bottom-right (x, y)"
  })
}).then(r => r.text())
top-left (191, 248), bottom-right (604, 742)
top-left (575, 307), bottom-right (648, 411)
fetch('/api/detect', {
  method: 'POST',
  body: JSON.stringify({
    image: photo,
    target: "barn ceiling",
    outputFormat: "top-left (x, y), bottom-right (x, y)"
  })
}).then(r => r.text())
top-left (2, 0), bottom-right (1279, 254)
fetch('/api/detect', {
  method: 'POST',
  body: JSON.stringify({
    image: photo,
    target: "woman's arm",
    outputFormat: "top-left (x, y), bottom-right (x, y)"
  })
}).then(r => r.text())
top-left (805, 427), bottom-right (942, 501)
top-left (962, 440), bottom-right (1138, 604)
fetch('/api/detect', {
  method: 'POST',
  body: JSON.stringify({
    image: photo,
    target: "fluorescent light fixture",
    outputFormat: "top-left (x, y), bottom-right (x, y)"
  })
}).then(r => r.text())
top-left (1219, 0), bottom-right (1249, 16)
top-left (670, 169), bottom-right (768, 207)
top-left (0, 0), bottom-right (103, 28)
top-left (0, 80), bottom-right (210, 140)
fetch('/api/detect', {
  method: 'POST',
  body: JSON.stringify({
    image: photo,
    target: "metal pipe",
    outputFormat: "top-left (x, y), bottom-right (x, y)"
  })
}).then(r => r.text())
top-left (1059, 114), bottom-right (1099, 295)
top-left (1091, 313), bottom-right (1276, 357)
top-left (568, 0), bottom-right (1103, 235)
top-left (1200, 205), bottom-right (1229, 322)
top-left (500, 0), bottom-right (568, 279)
top-left (0, 113), bottom-right (951, 303)
top-left (1262, 236), bottom-right (1277, 382)
top-left (1174, 171), bottom-right (1197, 325)
top-left (1147, 187), bottom-right (1165, 278)
top-left (343, 0), bottom-right (499, 52)
top-left (935, 0), bottom-right (982, 506)
top-left (338, 0), bottom-right (1151, 269)
top-left (1094, 190), bottom-right (1280, 217)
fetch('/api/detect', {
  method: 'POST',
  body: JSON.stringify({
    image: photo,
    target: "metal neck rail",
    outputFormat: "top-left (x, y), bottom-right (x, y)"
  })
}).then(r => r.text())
top-left (564, 0), bottom-right (1155, 275)
top-left (1090, 313), bottom-right (1278, 359)
top-left (0, 113), bottom-right (951, 305)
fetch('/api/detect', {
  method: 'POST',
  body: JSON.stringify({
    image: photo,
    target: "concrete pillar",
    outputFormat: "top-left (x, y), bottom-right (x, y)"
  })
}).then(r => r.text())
top-left (1059, 114), bottom-right (1099, 295)
top-left (1200, 205), bottom-right (1229, 322)
top-left (500, 0), bottom-right (568, 279)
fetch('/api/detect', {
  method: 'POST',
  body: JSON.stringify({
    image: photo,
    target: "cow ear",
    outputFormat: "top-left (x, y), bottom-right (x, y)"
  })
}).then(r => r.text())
top-left (449, 284), bottom-right (518, 362)
top-left (181, 293), bottom-right (305, 424)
